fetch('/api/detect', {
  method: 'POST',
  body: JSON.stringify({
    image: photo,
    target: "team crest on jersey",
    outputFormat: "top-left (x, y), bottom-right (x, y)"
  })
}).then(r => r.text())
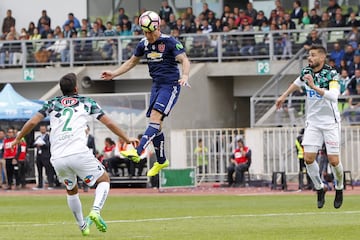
top-left (158, 43), bottom-right (165, 52)
top-left (64, 179), bottom-right (74, 187)
top-left (61, 97), bottom-right (78, 107)
top-left (84, 175), bottom-right (94, 184)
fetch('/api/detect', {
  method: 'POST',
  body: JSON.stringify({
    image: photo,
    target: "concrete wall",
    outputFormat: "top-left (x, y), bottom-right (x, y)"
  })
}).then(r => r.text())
top-left (1, 60), bottom-right (301, 129)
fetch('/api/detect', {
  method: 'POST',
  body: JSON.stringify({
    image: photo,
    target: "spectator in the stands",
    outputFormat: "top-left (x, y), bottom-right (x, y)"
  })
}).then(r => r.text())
top-left (346, 12), bottom-right (360, 27)
top-left (40, 22), bottom-right (53, 39)
top-left (309, 8), bottom-right (322, 25)
top-left (280, 24), bottom-right (292, 59)
top-left (201, 2), bottom-right (212, 20)
top-left (8, 26), bottom-right (19, 39)
top-left (63, 13), bottom-right (81, 30)
top-left (282, 13), bottom-right (296, 30)
top-left (74, 29), bottom-right (92, 61)
top-left (130, 15), bottom-right (142, 34)
top-left (46, 32), bottom-right (68, 63)
top-left (226, 17), bottom-right (237, 31)
top-left (2, 9), bottom-right (16, 36)
top-left (174, 18), bottom-right (186, 34)
top-left (221, 4), bottom-right (231, 24)
top-left (63, 24), bottom-right (73, 38)
top-left (303, 30), bottom-right (322, 51)
top-left (268, 10), bottom-right (279, 26)
top-left (328, 58), bottom-right (340, 73)
top-left (89, 21), bottom-right (104, 37)
top-left (348, 53), bottom-right (360, 77)
top-left (185, 7), bottom-right (196, 23)
top-left (339, 68), bottom-right (351, 95)
top-left (253, 10), bottom-right (268, 28)
top-left (184, 19), bottom-right (197, 33)
top-left (53, 26), bottom-right (62, 38)
top-left (290, 0), bottom-right (304, 24)
top-left (95, 18), bottom-right (106, 32)
top-left (81, 18), bottom-right (91, 35)
top-left (343, 71), bottom-right (360, 122)
top-left (222, 25), bottom-right (239, 56)
top-left (27, 22), bottom-right (36, 36)
top-left (301, 11), bottom-right (310, 25)
top-left (167, 14), bottom-right (177, 30)
top-left (329, 11), bottom-right (345, 27)
top-left (345, 26), bottom-right (360, 49)
top-left (273, 0), bottom-right (284, 16)
top-left (235, 9), bottom-right (253, 27)
top-left (0, 32), bottom-right (21, 67)
top-left (245, 2), bottom-right (257, 22)
top-left (159, 0), bottom-right (173, 23)
top-left (239, 24), bottom-right (255, 56)
top-left (37, 10), bottom-right (51, 33)
top-left (330, 42), bottom-right (345, 69)
top-left (326, 0), bottom-right (341, 22)
top-left (314, 0), bottom-right (323, 16)
top-left (318, 12), bottom-right (331, 28)
top-left (346, 69), bottom-right (360, 95)
top-left (117, 7), bottom-right (128, 26)
top-left (207, 11), bottom-right (217, 28)
top-left (189, 28), bottom-right (210, 57)
top-left (343, 44), bottom-right (355, 70)
top-left (212, 19), bottom-right (223, 32)
top-left (201, 19), bottom-right (213, 34)
top-left (159, 18), bottom-right (171, 34)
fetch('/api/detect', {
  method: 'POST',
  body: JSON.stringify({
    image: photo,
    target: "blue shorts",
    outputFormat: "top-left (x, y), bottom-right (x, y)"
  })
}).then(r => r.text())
top-left (146, 84), bottom-right (180, 118)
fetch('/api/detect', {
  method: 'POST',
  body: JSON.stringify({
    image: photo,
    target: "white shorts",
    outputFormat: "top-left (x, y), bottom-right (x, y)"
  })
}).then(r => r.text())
top-left (302, 122), bottom-right (341, 154)
top-left (51, 150), bottom-right (105, 190)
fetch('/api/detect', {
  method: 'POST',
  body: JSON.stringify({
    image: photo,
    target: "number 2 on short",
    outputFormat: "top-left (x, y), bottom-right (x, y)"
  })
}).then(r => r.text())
top-left (62, 108), bottom-right (73, 131)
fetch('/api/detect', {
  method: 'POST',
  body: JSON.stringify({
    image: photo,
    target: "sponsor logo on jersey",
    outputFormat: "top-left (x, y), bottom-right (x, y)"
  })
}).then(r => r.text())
top-left (84, 175), bottom-right (94, 184)
top-left (147, 51), bottom-right (163, 59)
top-left (176, 43), bottom-right (184, 50)
top-left (61, 97), bottom-right (78, 107)
top-left (306, 89), bottom-right (323, 99)
top-left (158, 43), bottom-right (165, 52)
top-left (64, 179), bottom-right (73, 187)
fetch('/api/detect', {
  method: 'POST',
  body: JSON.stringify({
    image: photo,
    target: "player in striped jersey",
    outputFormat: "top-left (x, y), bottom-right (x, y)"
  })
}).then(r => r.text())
top-left (12, 73), bottom-right (138, 236)
top-left (276, 45), bottom-right (344, 209)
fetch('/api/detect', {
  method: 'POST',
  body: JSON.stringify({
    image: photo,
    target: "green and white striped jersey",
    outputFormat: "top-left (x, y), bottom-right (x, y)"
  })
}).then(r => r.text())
top-left (295, 64), bottom-right (341, 125)
top-left (39, 95), bottom-right (104, 159)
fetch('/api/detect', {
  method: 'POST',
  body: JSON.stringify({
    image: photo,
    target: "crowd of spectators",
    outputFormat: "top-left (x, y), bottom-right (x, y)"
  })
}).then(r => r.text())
top-left (0, 1), bottom-right (359, 66)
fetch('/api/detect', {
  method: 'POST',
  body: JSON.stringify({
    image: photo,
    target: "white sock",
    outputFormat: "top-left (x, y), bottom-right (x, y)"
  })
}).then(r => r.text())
top-left (93, 182), bottom-right (110, 212)
top-left (305, 161), bottom-right (324, 190)
top-left (331, 162), bottom-right (344, 190)
top-left (67, 194), bottom-right (84, 228)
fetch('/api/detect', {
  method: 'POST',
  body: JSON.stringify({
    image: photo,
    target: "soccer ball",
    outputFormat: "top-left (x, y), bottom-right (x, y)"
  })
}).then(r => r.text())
top-left (139, 11), bottom-right (161, 32)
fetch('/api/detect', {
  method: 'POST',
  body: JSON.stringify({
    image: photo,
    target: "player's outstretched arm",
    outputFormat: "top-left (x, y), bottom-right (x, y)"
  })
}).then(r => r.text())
top-left (176, 52), bottom-right (191, 87)
top-left (101, 55), bottom-right (141, 80)
top-left (99, 114), bottom-right (139, 145)
top-left (275, 83), bottom-right (300, 109)
top-left (12, 112), bottom-right (44, 147)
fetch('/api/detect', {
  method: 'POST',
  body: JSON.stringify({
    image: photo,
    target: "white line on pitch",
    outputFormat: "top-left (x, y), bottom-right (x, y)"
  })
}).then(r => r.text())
top-left (0, 211), bottom-right (359, 227)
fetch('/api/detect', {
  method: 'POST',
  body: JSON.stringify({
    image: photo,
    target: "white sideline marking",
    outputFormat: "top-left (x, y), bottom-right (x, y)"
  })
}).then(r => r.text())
top-left (0, 211), bottom-right (359, 227)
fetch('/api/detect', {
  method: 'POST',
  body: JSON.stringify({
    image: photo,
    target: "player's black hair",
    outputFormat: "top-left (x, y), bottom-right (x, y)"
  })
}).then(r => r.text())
top-left (60, 73), bottom-right (77, 96)
top-left (309, 44), bottom-right (327, 55)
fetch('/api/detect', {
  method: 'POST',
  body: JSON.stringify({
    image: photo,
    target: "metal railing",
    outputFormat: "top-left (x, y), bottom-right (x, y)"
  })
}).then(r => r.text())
top-left (179, 126), bottom-right (360, 184)
top-left (0, 26), bottom-right (353, 68)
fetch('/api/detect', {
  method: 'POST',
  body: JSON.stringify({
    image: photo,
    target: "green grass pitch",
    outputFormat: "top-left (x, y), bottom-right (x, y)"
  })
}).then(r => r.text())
top-left (0, 193), bottom-right (359, 240)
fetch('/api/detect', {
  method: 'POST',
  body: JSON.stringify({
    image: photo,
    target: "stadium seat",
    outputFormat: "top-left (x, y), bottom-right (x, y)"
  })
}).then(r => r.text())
top-left (328, 30), bottom-right (344, 43)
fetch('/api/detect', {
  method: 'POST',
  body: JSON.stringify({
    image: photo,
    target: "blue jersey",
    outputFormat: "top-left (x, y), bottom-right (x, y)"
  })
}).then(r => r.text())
top-left (134, 34), bottom-right (185, 85)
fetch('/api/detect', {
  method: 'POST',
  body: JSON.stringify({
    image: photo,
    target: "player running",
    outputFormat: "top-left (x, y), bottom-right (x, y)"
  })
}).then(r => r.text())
top-left (276, 45), bottom-right (344, 209)
top-left (101, 11), bottom-right (191, 177)
top-left (12, 73), bottom-right (138, 236)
